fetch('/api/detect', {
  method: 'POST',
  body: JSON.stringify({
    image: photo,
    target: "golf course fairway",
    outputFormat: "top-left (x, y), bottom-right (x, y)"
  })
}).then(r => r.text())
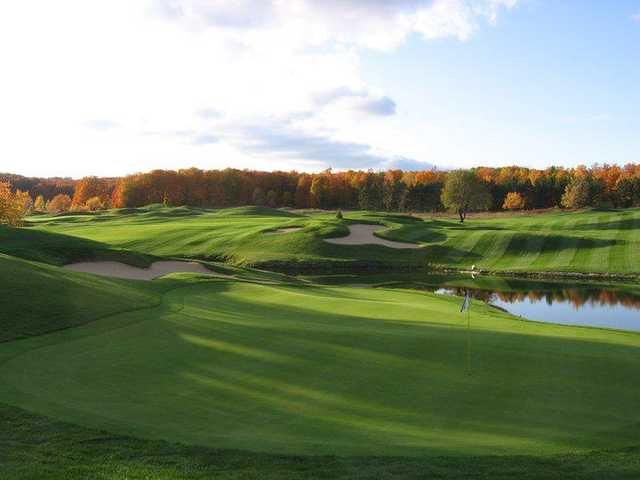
top-left (2, 278), bottom-right (639, 457)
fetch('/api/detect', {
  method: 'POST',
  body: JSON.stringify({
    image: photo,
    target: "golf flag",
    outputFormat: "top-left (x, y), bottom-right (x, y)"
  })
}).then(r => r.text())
top-left (460, 290), bottom-right (471, 312)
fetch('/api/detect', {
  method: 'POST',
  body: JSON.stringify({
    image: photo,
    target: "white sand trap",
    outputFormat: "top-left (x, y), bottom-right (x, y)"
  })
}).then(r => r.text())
top-left (64, 260), bottom-right (215, 281)
top-left (324, 224), bottom-right (419, 249)
top-left (265, 227), bottom-right (303, 235)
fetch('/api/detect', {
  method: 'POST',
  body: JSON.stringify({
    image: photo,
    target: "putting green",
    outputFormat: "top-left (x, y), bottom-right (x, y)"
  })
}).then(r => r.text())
top-left (2, 279), bottom-right (639, 457)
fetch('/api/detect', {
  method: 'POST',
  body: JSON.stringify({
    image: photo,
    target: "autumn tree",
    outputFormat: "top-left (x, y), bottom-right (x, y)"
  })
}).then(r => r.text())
top-left (16, 189), bottom-right (33, 215)
top-left (46, 194), bottom-right (72, 213)
top-left (34, 195), bottom-right (46, 212)
top-left (502, 192), bottom-right (526, 210)
top-left (0, 182), bottom-right (32, 226)
top-left (382, 170), bottom-right (404, 211)
top-left (310, 175), bottom-right (330, 209)
top-left (85, 196), bottom-right (106, 211)
top-left (72, 176), bottom-right (110, 208)
top-left (561, 177), bottom-right (591, 209)
top-left (441, 170), bottom-right (491, 222)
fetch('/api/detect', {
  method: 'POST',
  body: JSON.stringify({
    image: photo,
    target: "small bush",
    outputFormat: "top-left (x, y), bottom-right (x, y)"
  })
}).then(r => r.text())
top-left (336, 209), bottom-right (343, 219)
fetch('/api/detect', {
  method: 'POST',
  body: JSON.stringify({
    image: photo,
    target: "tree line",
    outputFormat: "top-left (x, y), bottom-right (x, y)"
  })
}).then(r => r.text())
top-left (3, 164), bottom-right (640, 225)
top-left (107, 164), bottom-right (640, 212)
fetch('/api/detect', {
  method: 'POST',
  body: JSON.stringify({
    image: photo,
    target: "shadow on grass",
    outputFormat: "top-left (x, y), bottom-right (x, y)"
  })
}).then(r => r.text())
top-left (18, 281), bottom-right (638, 457)
top-left (2, 402), bottom-right (639, 479)
top-left (0, 225), bottom-right (154, 266)
top-left (500, 234), bottom-right (623, 255)
top-left (573, 217), bottom-right (640, 231)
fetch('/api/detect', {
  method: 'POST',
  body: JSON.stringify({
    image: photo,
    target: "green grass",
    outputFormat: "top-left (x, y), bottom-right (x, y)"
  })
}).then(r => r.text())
top-left (0, 253), bottom-right (165, 342)
top-left (5, 405), bottom-right (640, 480)
top-left (17, 206), bottom-right (640, 274)
top-left (2, 278), bottom-right (640, 458)
top-left (3, 207), bottom-right (640, 477)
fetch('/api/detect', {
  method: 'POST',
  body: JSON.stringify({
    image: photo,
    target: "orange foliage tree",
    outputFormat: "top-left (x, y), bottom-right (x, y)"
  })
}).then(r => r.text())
top-left (0, 182), bottom-right (32, 226)
top-left (46, 194), bottom-right (72, 214)
top-left (502, 192), bottom-right (526, 210)
top-left (6, 163), bottom-right (639, 215)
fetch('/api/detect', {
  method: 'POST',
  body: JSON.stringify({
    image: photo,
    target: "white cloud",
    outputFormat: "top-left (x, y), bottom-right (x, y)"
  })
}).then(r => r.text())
top-left (0, 0), bottom-right (518, 177)
top-left (151, 0), bottom-right (519, 48)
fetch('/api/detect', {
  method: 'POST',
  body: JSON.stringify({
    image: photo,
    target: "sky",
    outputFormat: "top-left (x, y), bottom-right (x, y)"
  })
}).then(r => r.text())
top-left (1, 0), bottom-right (639, 178)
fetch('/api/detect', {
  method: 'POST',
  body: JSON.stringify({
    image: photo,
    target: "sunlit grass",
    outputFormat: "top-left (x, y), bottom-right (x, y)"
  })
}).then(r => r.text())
top-left (14, 205), bottom-right (640, 274)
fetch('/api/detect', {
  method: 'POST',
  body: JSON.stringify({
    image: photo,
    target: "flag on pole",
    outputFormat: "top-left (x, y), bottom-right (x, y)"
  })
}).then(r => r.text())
top-left (460, 290), bottom-right (471, 312)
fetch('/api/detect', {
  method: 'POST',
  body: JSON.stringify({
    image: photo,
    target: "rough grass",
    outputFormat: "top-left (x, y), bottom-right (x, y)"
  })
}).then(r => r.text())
top-left (0, 253), bottom-right (164, 342)
top-left (20, 206), bottom-right (640, 274)
top-left (4, 404), bottom-right (640, 479)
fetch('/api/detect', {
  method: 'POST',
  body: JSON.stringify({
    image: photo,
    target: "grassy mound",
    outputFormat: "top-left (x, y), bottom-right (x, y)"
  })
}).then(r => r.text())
top-left (21, 206), bottom-right (640, 274)
top-left (0, 253), bottom-right (164, 342)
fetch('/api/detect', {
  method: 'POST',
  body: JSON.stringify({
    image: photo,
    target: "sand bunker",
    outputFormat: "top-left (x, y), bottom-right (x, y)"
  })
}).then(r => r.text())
top-left (265, 227), bottom-right (303, 235)
top-left (64, 261), bottom-right (215, 281)
top-left (324, 224), bottom-right (419, 249)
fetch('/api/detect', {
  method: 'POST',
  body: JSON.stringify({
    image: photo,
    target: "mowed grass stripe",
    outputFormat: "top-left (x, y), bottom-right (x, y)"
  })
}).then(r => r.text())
top-left (623, 213), bottom-right (640, 273)
top-left (507, 219), bottom-right (561, 269)
top-left (607, 213), bottom-right (631, 273)
top-left (542, 218), bottom-right (587, 271)
top-left (530, 217), bottom-right (576, 269)
top-left (622, 212), bottom-right (640, 273)
top-left (579, 214), bottom-right (617, 273)
top-left (463, 231), bottom-right (501, 267)
top-left (477, 232), bottom-right (516, 269)
top-left (436, 230), bottom-right (486, 266)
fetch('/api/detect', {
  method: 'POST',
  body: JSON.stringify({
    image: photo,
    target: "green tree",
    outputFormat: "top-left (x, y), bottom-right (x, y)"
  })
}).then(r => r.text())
top-left (266, 190), bottom-right (278, 208)
top-left (441, 170), bottom-right (491, 222)
top-left (252, 187), bottom-right (265, 206)
top-left (281, 191), bottom-right (293, 207)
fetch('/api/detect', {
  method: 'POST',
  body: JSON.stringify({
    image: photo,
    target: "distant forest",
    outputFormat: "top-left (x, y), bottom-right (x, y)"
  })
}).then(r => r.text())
top-left (4, 163), bottom-right (640, 213)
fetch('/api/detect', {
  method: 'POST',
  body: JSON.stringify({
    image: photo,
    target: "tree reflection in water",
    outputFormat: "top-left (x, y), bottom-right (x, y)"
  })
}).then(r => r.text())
top-left (434, 286), bottom-right (640, 310)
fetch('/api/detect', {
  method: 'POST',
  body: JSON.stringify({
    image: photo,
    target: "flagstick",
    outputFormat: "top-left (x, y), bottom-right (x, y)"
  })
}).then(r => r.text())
top-left (466, 303), bottom-right (471, 376)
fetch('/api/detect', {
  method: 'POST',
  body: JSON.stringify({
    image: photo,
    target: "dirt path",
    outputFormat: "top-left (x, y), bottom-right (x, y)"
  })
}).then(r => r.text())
top-left (324, 224), bottom-right (420, 249)
top-left (64, 261), bottom-right (224, 281)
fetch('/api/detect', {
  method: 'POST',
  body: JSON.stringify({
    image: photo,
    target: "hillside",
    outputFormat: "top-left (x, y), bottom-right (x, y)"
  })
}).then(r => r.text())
top-left (16, 206), bottom-right (640, 275)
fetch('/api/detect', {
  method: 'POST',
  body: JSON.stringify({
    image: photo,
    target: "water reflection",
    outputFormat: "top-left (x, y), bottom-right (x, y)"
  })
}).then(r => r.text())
top-left (433, 286), bottom-right (640, 332)
top-left (436, 287), bottom-right (640, 310)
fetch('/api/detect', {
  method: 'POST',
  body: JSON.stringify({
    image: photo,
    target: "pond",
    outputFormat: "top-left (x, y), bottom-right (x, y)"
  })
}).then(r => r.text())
top-left (434, 283), bottom-right (640, 332)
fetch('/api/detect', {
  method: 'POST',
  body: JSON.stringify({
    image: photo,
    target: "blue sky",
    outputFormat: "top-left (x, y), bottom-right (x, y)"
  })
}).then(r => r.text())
top-left (361, 0), bottom-right (640, 168)
top-left (0, 0), bottom-right (638, 178)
